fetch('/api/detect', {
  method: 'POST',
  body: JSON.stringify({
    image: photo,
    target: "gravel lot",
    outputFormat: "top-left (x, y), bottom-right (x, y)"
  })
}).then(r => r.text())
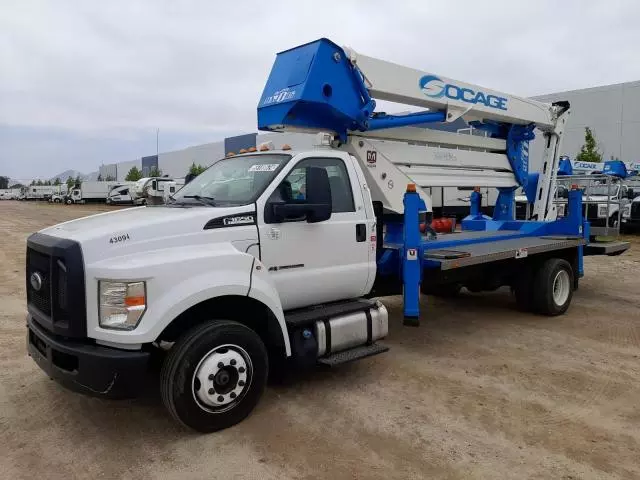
top-left (1, 201), bottom-right (640, 479)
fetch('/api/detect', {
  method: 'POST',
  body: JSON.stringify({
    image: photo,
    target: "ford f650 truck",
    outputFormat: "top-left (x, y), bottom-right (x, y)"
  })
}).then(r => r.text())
top-left (25, 38), bottom-right (628, 432)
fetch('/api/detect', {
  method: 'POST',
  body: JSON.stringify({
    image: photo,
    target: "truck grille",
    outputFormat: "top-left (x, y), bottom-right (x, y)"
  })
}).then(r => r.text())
top-left (27, 249), bottom-right (52, 315)
top-left (26, 234), bottom-right (86, 338)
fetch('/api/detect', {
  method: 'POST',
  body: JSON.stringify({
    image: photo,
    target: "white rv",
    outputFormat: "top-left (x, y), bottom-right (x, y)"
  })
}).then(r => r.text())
top-left (132, 177), bottom-right (180, 205)
top-left (106, 183), bottom-right (136, 205)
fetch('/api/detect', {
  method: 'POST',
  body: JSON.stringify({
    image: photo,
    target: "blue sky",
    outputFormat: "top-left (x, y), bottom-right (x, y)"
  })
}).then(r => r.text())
top-left (2, 0), bottom-right (640, 181)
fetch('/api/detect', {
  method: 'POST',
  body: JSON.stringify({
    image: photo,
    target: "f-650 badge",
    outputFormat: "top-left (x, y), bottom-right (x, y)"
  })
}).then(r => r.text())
top-left (110, 233), bottom-right (130, 244)
top-left (223, 215), bottom-right (255, 226)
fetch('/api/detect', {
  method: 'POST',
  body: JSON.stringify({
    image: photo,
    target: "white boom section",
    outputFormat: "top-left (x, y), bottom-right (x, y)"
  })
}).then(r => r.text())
top-left (340, 127), bottom-right (516, 214)
top-left (346, 48), bottom-right (557, 131)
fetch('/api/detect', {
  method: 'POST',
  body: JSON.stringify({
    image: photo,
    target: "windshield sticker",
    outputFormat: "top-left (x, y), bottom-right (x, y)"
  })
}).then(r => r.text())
top-left (249, 164), bottom-right (279, 172)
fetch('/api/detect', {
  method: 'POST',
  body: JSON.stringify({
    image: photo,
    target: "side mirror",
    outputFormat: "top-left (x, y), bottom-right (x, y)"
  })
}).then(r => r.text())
top-left (628, 189), bottom-right (635, 200)
top-left (269, 166), bottom-right (332, 223)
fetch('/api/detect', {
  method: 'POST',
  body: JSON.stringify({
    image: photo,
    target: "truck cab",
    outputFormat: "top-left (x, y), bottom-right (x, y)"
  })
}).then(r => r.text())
top-left (26, 147), bottom-right (383, 432)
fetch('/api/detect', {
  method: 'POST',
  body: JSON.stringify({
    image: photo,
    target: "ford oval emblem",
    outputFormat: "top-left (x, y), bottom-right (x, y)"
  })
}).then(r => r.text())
top-left (30, 272), bottom-right (43, 292)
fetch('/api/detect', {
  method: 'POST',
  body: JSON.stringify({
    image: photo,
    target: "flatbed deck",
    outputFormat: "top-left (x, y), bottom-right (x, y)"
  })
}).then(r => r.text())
top-left (424, 236), bottom-right (584, 270)
top-left (384, 230), bottom-right (586, 270)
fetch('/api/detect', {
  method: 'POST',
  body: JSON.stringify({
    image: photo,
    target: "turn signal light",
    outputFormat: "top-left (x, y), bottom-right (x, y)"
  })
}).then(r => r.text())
top-left (406, 183), bottom-right (416, 193)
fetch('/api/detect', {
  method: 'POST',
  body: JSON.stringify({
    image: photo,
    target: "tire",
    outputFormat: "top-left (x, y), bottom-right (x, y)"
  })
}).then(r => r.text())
top-left (160, 320), bottom-right (268, 433)
top-left (65, 198), bottom-right (73, 205)
top-left (532, 258), bottom-right (574, 316)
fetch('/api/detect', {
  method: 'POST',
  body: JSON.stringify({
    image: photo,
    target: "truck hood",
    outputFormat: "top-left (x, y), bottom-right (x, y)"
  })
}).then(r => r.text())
top-left (40, 205), bottom-right (259, 263)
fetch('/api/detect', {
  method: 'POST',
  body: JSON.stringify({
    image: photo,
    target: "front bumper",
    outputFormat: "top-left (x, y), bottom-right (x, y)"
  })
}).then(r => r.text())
top-left (27, 315), bottom-right (150, 398)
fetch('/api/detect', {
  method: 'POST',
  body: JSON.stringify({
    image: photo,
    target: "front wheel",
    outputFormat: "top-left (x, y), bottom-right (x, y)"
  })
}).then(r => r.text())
top-left (160, 320), bottom-right (268, 432)
top-left (65, 198), bottom-right (73, 205)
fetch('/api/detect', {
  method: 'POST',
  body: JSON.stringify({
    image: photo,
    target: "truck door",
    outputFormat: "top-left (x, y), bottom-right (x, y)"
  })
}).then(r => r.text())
top-left (257, 155), bottom-right (373, 310)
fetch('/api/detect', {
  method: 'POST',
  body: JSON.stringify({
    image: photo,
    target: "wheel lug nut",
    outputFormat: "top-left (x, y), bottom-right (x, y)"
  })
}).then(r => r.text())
top-left (230, 359), bottom-right (236, 366)
top-left (238, 367), bottom-right (245, 373)
top-left (230, 392), bottom-right (237, 399)
top-left (208, 388), bottom-right (215, 394)
top-left (218, 362), bottom-right (224, 368)
top-left (238, 380), bottom-right (245, 387)
top-left (217, 395), bottom-right (224, 402)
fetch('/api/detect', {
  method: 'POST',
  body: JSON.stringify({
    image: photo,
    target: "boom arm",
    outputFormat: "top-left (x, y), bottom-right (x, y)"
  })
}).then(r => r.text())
top-left (257, 38), bottom-right (569, 219)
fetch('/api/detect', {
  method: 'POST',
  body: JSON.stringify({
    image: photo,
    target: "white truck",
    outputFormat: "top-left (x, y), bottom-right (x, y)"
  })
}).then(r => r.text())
top-left (68, 181), bottom-right (121, 204)
top-left (0, 188), bottom-right (21, 200)
top-left (106, 183), bottom-right (136, 205)
top-left (25, 39), bottom-right (628, 433)
top-left (48, 185), bottom-right (69, 203)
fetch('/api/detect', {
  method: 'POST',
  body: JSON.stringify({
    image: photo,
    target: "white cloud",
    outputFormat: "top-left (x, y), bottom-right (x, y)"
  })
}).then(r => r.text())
top-left (1, 0), bottom-right (639, 177)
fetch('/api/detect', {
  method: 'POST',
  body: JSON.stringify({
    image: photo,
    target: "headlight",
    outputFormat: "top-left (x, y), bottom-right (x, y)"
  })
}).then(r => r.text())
top-left (597, 204), bottom-right (608, 218)
top-left (623, 205), bottom-right (631, 218)
top-left (99, 281), bottom-right (146, 330)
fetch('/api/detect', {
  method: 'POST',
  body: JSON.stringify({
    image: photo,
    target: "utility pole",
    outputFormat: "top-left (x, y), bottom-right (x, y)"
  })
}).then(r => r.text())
top-left (156, 128), bottom-right (159, 157)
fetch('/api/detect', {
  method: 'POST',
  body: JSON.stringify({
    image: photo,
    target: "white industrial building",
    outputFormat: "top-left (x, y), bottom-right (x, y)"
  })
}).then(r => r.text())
top-left (100, 80), bottom-right (640, 181)
top-left (534, 80), bottom-right (640, 162)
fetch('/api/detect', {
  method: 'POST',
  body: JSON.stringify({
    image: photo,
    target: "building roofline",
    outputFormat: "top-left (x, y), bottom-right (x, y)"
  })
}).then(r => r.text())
top-left (533, 79), bottom-right (640, 99)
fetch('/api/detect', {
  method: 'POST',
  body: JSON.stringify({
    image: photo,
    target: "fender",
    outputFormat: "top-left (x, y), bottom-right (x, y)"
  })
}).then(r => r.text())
top-left (86, 244), bottom-right (287, 353)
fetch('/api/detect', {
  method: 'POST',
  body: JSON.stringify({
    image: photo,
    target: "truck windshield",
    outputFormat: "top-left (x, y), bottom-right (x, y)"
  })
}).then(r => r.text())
top-left (171, 153), bottom-right (291, 206)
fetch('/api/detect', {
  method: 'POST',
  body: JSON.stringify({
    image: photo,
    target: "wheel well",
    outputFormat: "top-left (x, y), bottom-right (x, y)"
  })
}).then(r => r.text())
top-left (158, 295), bottom-right (287, 358)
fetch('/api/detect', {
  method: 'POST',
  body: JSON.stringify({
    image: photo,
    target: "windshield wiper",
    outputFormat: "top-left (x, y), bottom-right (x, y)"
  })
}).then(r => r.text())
top-left (182, 195), bottom-right (217, 206)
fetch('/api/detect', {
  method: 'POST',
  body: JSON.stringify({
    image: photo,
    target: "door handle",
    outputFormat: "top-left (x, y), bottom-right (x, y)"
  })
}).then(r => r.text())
top-left (356, 223), bottom-right (366, 242)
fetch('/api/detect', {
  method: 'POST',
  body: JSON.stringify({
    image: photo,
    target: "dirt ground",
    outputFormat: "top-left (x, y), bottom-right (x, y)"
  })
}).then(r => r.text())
top-left (1, 201), bottom-right (640, 480)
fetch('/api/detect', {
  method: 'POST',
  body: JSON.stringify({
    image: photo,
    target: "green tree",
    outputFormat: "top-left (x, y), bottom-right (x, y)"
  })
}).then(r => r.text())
top-left (105, 175), bottom-right (116, 181)
top-left (188, 162), bottom-right (207, 176)
top-left (53, 177), bottom-right (61, 185)
top-left (576, 127), bottom-right (602, 163)
top-left (44, 180), bottom-right (51, 186)
top-left (74, 175), bottom-right (82, 187)
top-left (9, 183), bottom-right (24, 189)
top-left (30, 180), bottom-right (36, 186)
top-left (66, 176), bottom-right (75, 189)
top-left (36, 179), bottom-right (43, 186)
top-left (125, 166), bottom-right (143, 181)
top-left (0, 176), bottom-right (9, 189)
top-left (149, 166), bottom-right (163, 177)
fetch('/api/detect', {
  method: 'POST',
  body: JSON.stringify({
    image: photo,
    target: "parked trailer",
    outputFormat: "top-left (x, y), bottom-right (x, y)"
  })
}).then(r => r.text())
top-left (68, 181), bottom-right (121, 204)
top-left (19, 186), bottom-right (57, 201)
top-left (25, 38), bottom-right (629, 433)
top-left (132, 177), bottom-right (180, 205)
top-left (106, 182), bottom-right (136, 205)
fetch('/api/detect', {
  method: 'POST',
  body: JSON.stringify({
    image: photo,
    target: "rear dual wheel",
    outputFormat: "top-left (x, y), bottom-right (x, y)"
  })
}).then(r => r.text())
top-left (514, 258), bottom-right (574, 316)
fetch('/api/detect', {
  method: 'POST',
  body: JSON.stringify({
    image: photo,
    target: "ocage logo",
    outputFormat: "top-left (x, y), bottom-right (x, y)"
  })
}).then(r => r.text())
top-left (419, 75), bottom-right (508, 111)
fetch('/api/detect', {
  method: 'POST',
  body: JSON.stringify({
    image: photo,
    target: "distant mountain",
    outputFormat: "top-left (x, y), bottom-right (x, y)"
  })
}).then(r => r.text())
top-left (49, 170), bottom-right (99, 182)
top-left (49, 170), bottom-right (83, 182)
